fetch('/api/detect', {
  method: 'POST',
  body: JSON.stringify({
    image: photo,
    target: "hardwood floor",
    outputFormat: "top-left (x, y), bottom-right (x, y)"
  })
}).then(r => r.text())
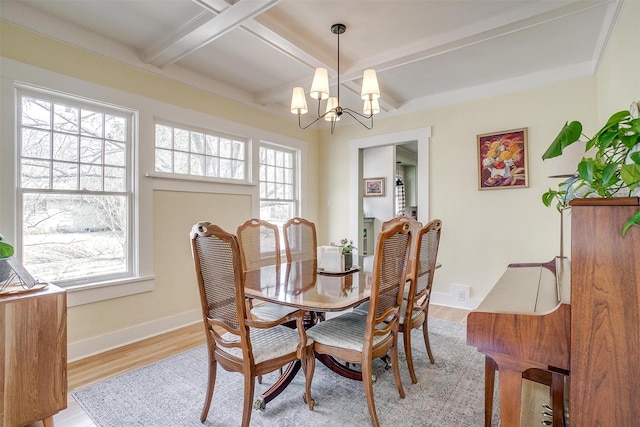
top-left (32, 305), bottom-right (469, 427)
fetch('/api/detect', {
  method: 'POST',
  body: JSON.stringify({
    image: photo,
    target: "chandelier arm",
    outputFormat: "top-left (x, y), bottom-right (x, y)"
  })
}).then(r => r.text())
top-left (342, 108), bottom-right (374, 130)
top-left (297, 104), bottom-right (339, 130)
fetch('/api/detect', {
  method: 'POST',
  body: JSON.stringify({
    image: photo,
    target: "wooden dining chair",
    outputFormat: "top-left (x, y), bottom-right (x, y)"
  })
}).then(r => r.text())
top-left (190, 222), bottom-right (315, 425)
top-left (236, 218), bottom-right (298, 322)
top-left (399, 218), bottom-right (442, 383)
top-left (306, 220), bottom-right (412, 427)
top-left (283, 217), bottom-right (317, 263)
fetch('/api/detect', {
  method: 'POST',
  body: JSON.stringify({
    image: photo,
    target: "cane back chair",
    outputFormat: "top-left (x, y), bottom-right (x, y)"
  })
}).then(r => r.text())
top-left (190, 222), bottom-right (315, 425)
top-left (236, 218), bottom-right (298, 322)
top-left (306, 220), bottom-right (411, 427)
top-left (283, 217), bottom-right (317, 263)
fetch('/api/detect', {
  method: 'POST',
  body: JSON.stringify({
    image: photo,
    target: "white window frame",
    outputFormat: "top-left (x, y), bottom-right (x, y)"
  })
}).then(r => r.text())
top-left (16, 86), bottom-right (136, 287)
top-left (153, 120), bottom-right (248, 184)
top-left (259, 142), bottom-right (299, 223)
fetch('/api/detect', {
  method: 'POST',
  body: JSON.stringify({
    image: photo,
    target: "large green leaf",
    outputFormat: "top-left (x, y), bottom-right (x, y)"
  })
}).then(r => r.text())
top-left (542, 121), bottom-right (582, 159)
top-left (622, 209), bottom-right (640, 237)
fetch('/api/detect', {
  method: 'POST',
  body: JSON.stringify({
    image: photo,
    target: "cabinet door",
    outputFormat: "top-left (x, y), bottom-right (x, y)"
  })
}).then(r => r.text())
top-left (1, 286), bottom-right (67, 426)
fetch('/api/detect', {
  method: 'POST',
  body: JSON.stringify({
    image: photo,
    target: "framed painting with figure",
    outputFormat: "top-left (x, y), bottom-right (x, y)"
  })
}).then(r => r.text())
top-left (363, 177), bottom-right (385, 197)
top-left (477, 128), bottom-right (528, 190)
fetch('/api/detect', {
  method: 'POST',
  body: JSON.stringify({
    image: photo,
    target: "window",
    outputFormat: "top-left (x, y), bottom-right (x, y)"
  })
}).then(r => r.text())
top-left (259, 143), bottom-right (298, 226)
top-left (154, 122), bottom-right (246, 180)
top-left (18, 88), bottom-right (134, 285)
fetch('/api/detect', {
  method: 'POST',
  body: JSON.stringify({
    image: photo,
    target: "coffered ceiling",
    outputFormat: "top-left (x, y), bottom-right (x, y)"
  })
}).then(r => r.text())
top-left (0, 0), bottom-right (622, 129)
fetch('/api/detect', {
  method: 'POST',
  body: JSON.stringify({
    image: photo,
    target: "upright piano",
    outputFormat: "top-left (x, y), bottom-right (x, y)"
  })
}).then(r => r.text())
top-left (467, 257), bottom-right (571, 426)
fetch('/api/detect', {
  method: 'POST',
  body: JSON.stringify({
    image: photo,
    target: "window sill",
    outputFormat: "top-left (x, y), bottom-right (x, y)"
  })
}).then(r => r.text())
top-left (65, 276), bottom-right (155, 307)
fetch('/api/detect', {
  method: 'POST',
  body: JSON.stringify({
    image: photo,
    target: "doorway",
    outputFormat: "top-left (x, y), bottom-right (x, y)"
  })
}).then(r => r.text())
top-left (348, 128), bottom-right (431, 255)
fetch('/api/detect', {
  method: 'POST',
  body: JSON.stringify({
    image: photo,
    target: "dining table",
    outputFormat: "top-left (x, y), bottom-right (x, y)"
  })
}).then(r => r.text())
top-left (242, 257), bottom-right (373, 409)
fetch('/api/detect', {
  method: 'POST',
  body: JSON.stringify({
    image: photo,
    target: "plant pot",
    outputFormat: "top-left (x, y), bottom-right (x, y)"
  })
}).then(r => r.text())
top-left (343, 253), bottom-right (353, 270)
top-left (0, 258), bottom-right (12, 282)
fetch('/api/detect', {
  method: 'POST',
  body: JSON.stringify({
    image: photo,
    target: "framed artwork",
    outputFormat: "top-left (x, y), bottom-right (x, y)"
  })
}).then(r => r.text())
top-left (477, 128), bottom-right (528, 190)
top-left (363, 177), bottom-right (385, 197)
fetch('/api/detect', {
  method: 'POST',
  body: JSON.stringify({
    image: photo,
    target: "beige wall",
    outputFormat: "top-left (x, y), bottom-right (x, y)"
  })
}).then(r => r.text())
top-left (1, 0), bottom-right (638, 358)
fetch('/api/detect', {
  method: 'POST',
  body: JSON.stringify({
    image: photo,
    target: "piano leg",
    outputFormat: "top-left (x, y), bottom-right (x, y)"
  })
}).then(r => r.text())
top-left (497, 367), bottom-right (524, 426)
top-left (551, 372), bottom-right (565, 427)
top-left (485, 357), bottom-right (497, 427)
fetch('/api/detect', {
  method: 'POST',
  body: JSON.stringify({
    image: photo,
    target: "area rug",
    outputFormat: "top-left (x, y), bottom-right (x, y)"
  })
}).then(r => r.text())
top-left (73, 318), bottom-right (500, 426)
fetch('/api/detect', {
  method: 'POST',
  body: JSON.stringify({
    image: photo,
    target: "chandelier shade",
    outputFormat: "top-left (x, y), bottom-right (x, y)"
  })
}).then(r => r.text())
top-left (290, 87), bottom-right (308, 114)
top-left (291, 23), bottom-right (381, 134)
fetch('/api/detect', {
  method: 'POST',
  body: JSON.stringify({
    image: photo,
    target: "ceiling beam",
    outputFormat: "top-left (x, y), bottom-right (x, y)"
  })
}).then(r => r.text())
top-left (142, 0), bottom-right (280, 68)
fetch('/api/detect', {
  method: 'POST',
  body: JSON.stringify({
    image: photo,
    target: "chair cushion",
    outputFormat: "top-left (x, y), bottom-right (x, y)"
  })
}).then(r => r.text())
top-left (397, 299), bottom-right (423, 325)
top-left (220, 325), bottom-right (310, 364)
top-left (251, 302), bottom-right (298, 322)
top-left (306, 312), bottom-right (390, 352)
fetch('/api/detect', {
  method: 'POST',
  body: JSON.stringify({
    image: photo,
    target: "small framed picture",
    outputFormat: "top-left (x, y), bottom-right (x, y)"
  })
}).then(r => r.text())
top-left (477, 128), bottom-right (529, 190)
top-left (363, 177), bottom-right (385, 197)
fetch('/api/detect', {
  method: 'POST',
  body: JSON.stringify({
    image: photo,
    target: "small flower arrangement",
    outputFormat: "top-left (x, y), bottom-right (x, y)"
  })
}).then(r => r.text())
top-left (339, 238), bottom-right (357, 255)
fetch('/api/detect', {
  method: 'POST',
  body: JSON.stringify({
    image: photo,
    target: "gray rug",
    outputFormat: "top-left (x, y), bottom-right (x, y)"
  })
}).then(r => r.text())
top-left (73, 318), bottom-right (500, 426)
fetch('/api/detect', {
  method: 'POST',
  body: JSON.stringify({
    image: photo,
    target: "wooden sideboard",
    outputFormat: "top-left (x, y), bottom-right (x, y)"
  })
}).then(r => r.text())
top-left (569, 198), bottom-right (640, 426)
top-left (1, 284), bottom-right (67, 427)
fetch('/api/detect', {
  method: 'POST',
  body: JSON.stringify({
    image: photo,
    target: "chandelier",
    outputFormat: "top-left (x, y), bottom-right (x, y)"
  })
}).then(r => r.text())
top-left (290, 23), bottom-right (381, 134)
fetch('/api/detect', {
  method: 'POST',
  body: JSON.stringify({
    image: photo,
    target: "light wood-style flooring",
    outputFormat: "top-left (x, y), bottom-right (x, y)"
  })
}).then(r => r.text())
top-left (31, 305), bottom-right (469, 427)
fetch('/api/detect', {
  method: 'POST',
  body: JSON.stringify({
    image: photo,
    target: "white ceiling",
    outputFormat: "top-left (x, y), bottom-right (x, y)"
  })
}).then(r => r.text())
top-left (0, 0), bottom-right (622, 130)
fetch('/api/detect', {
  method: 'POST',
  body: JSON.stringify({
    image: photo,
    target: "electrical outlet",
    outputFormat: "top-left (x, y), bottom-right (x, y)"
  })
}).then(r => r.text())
top-left (451, 284), bottom-right (470, 302)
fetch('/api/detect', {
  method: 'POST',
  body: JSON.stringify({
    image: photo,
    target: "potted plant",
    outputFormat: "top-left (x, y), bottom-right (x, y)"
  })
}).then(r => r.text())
top-left (0, 233), bottom-right (15, 282)
top-left (542, 103), bottom-right (640, 236)
top-left (340, 238), bottom-right (357, 270)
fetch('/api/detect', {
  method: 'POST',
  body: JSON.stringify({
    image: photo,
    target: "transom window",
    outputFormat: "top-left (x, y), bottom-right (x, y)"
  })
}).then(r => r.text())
top-left (18, 88), bottom-right (134, 285)
top-left (154, 122), bottom-right (246, 180)
top-left (259, 143), bottom-right (297, 225)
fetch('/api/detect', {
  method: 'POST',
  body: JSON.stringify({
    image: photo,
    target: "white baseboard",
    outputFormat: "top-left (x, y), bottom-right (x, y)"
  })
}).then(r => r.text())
top-left (431, 291), bottom-right (481, 311)
top-left (68, 309), bottom-right (202, 362)
top-left (68, 294), bottom-right (478, 362)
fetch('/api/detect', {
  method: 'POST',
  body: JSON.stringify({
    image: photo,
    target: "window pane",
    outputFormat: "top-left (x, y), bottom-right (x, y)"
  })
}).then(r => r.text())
top-left (155, 124), bottom-right (172, 149)
top-left (174, 128), bottom-right (189, 151)
top-left (81, 110), bottom-right (103, 137)
top-left (231, 160), bottom-right (244, 180)
top-left (80, 164), bottom-right (103, 191)
top-left (22, 128), bottom-right (51, 159)
top-left (104, 166), bottom-right (126, 192)
top-left (53, 103), bottom-right (79, 133)
top-left (206, 157), bottom-right (219, 177)
top-left (22, 193), bottom-right (127, 282)
top-left (105, 141), bottom-right (125, 166)
top-left (52, 162), bottom-right (78, 190)
top-left (105, 114), bottom-right (125, 141)
top-left (21, 159), bottom-right (50, 189)
top-left (205, 135), bottom-right (218, 156)
top-left (21, 97), bottom-right (51, 129)
top-left (81, 138), bottom-right (103, 164)
top-left (220, 138), bottom-right (231, 158)
top-left (53, 133), bottom-right (79, 162)
top-left (232, 140), bottom-right (244, 160)
top-left (191, 132), bottom-right (205, 154)
top-left (155, 148), bottom-right (172, 173)
top-left (190, 154), bottom-right (205, 176)
top-left (219, 158), bottom-right (231, 178)
top-left (174, 151), bottom-right (189, 174)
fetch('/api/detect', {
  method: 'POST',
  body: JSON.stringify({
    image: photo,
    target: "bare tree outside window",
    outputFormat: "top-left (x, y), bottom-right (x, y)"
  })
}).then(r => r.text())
top-left (18, 90), bottom-right (133, 285)
top-left (154, 123), bottom-right (246, 180)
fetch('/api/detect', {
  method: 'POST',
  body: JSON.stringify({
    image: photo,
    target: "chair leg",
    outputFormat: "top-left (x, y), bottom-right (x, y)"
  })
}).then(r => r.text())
top-left (200, 352), bottom-right (217, 422)
top-left (302, 347), bottom-right (316, 410)
top-left (390, 339), bottom-right (406, 399)
top-left (403, 326), bottom-right (418, 384)
top-left (362, 356), bottom-right (381, 427)
top-left (422, 316), bottom-right (435, 364)
top-left (242, 374), bottom-right (256, 427)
